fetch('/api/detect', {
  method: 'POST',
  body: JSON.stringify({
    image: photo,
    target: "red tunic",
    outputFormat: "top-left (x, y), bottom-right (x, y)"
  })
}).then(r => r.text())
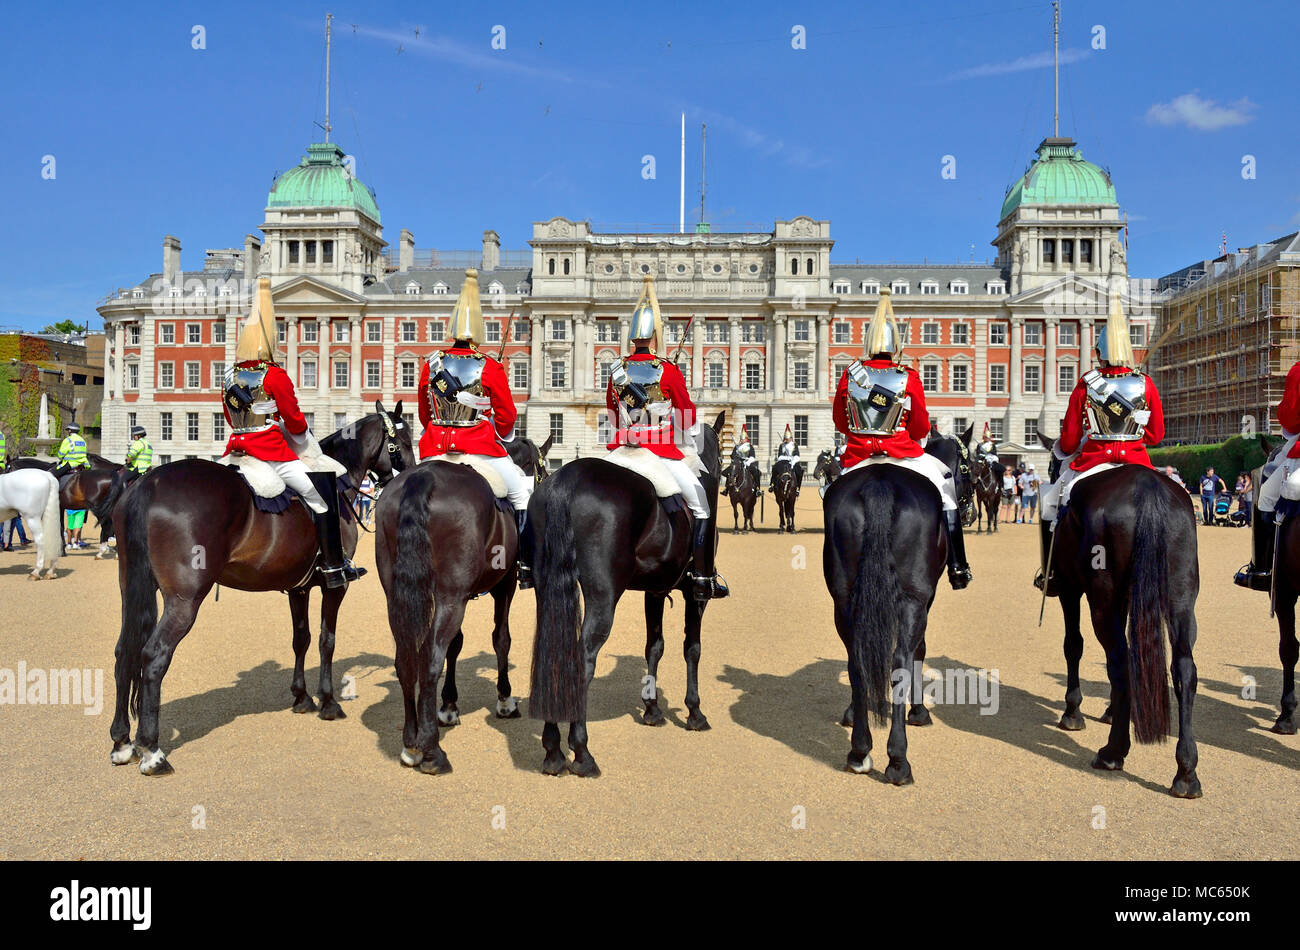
top-left (605, 353), bottom-right (695, 461)
top-left (1059, 366), bottom-right (1164, 471)
top-left (417, 346), bottom-right (517, 458)
top-left (1277, 362), bottom-right (1300, 457)
top-left (832, 359), bottom-right (929, 468)
top-left (222, 362), bottom-right (307, 463)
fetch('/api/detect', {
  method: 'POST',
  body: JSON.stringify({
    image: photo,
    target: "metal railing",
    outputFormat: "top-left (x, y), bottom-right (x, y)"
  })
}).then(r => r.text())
top-left (381, 248), bottom-right (532, 270)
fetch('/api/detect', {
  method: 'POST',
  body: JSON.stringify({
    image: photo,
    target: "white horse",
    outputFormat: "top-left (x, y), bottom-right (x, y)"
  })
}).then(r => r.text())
top-left (0, 468), bottom-right (62, 579)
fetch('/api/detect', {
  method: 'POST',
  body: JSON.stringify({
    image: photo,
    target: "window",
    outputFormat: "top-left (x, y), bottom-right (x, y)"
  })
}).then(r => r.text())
top-left (596, 322), bottom-right (616, 343)
top-left (1058, 323), bottom-right (1077, 346)
top-left (550, 319), bottom-right (568, 341)
top-left (302, 321), bottom-right (318, 344)
top-left (549, 413), bottom-right (564, 445)
top-left (1024, 323), bottom-right (1042, 345)
top-left (160, 324), bottom-right (175, 344)
top-left (512, 361), bottom-right (529, 391)
top-left (1216, 299), bottom-right (1224, 324)
top-left (400, 360), bottom-right (417, 389)
top-left (514, 319), bottom-right (530, 341)
top-left (920, 281), bottom-right (938, 295)
top-left (429, 321), bottom-right (445, 341)
top-left (127, 362), bottom-right (139, 389)
top-left (705, 323), bottom-right (729, 343)
top-left (791, 258), bottom-right (799, 276)
top-left (598, 359), bottom-right (615, 390)
top-left (921, 363), bottom-right (940, 392)
top-left (806, 258), bottom-right (815, 275)
top-left (891, 280), bottom-right (909, 295)
top-left (160, 412), bottom-right (173, 441)
top-left (833, 322), bottom-right (850, 344)
top-left (365, 361), bottom-right (381, 389)
top-left (597, 412), bottom-right (613, 445)
top-left (833, 360), bottom-right (850, 382)
top-left (1263, 283), bottom-right (1273, 311)
top-left (400, 322), bottom-right (417, 343)
top-left (1024, 419), bottom-right (1039, 443)
top-left (1023, 364), bottom-right (1041, 394)
top-left (288, 241), bottom-right (299, 264)
top-left (792, 319), bottom-right (810, 342)
top-left (366, 321), bottom-right (382, 343)
top-left (860, 281), bottom-right (879, 294)
top-left (301, 360), bottom-right (317, 388)
top-left (485, 321), bottom-right (502, 344)
top-left (322, 240), bottom-right (333, 264)
top-left (186, 412), bottom-right (199, 441)
top-left (159, 362), bottom-right (174, 389)
top-left (951, 364), bottom-right (969, 392)
top-left (185, 361), bottom-right (200, 389)
top-left (1130, 324), bottom-right (1147, 347)
top-left (989, 365), bottom-right (1007, 393)
top-left (334, 322), bottom-right (349, 343)
top-left (951, 324), bottom-right (969, 345)
top-left (742, 323), bottom-right (765, 343)
top-left (745, 414), bottom-right (761, 448)
top-left (1061, 239), bottom-right (1074, 264)
top-left (563, 258), bottom-right (571, 275)
top-left (953, 417), bottom-right (969, 435)
top-left (708, 362), bottom-right (725, 388)
top-left (744, 362), bottom-right (762, 390)
top-left (987, 281), bottom-right (1005, 294)
top-left (1058, 363), bottom-right (1076, 393)
top-left (550, 360), bottom-right (567, 389)
top-left (405, 282), bottom-right (421, 295)
top-left (988, 419), bottom-right (1004, 441)
top-left (432, 283), bottom-right (448, 295)
top-left (1042, 239), bottom-right (1056, 263)
top-left (950, 281), bottom-right (968, 295)
top-left (306, 241), bottom-right (318, 264)
top-left (548, 258), bottom-right (556, 276)
top-left (186, 324), bottom-right (201, 344)
top-left (794, 415), bottom-right (809, 447)
top-left (833, 280), bottom-right (850, 294)
top-left (277, 321), bottom-right (286, 344)
top-left (1079, 239), bottom-right (1093, 264)
top-left (128, 324), bottom-right (141, 345)
top-left (213, 413), bottom-right (225, 442)
top-left (921, 323), bottom-right (940, 345)
top-left (989, 323), bottom-right (1007, 345)
top-left (793, 361), bottom-right (810, 390)
top-left (213, 322), bottom-right (226, 344)
top-left (333, 361), bottom-right (348, 388)
top-left (334, 413), bottom-right (348, 432)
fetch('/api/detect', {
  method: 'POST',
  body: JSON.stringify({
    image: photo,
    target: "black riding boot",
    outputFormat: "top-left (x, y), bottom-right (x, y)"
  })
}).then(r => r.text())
top-left (515, 508), bottom-right (533, 590)
top-left (945, 509), bottom-right (973, 590)
top-left (308, 472), bottom-right (365, 589)
top-left (690, 516), bottom-right (729, 601)
top-left (794, 466), bottom-right (803, 496)
top-left (1033, 518), bottom-right (1058, 596)
top-left (1234, 508), bottom-right (1276, 592)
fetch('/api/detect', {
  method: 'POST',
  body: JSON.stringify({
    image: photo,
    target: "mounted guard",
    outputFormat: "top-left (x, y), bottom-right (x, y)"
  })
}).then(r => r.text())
top-left (770, 425), bottom-right (804, 496)
top-left (832, 288), bottom-right (971, 589)
top-left (1037, 291), bottom-right (1165, 594)
top-left (1235, 360), bottom-right (1300, 591)
top-left (721, 425), bottom-right (760, 496)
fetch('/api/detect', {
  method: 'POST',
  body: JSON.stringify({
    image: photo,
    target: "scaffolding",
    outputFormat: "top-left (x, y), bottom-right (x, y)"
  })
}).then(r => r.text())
top-left (1149, 233), bottom-right (1300, 444)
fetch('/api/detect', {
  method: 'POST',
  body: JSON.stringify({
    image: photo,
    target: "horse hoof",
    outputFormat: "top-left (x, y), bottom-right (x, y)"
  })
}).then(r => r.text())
top-left (907, 706), bottom-right (932, 727)
top-left (417, 752), bottom-right (452, 775)
top-left (1271, 716), bottom-right (1297, 735)
top-left (541, 751), bottom-right (570, 776)
top-left (1058, 712), bottom-right (1086, 731)
top-left (400, 747), bottom-right (423, 767)
top-left (109, 742), bottom-right (139, 766)
top-left (569, 757), bottom-right (601, 778)
top-left (495, 697), bottom-right (521, 719)
top-left (685, 710), bottom-right (711, 731)
top-left (845, 754), bottom-right (873, 774)
top-left (840, 707), bottom-right (854, 727)
top-left (1170, 775), bottom-right (1203, 799)
top-left (641, 705), bottom-right (667, 727)
top-left (1091, 752), bottom-right (1124, 771)
top-left (437, 706), bottom-right (461, 727)
top-left (291, 695), bottom-right (318, 714)
top-left (1099, 706), bottom-right (1113, 725)
top-left (884, 762), bottom-right (914, 786)
top-left (26, 574), bottom-right (38, 582)
top-left (138, 749), bottom-right (174, 776)
top-left (317, 700), bottom-right (346, 721)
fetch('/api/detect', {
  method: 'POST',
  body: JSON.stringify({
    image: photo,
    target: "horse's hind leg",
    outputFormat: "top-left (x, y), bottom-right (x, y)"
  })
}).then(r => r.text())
top-left (568, 593), bottom-right (615, 778)
top-left (416, 599), bottom-right (466, 775)
top-left (1168, 604), bottom-right (1202, 798)
top-left (395, 637), bottom-right (422, 767)
top-left (642, 593), bottom-right (667, 726)
top-left (439, 631), bottom-right (465, 726)
top-left (1058, 589), bottom-right (1087, 731)
top-left (1275, 594), bottom-right (1298, 735)
top-left (136, 595), bottom-right (202, 776)
top-left (315, 587), bottom-right (346, 720)
top-left (836, 603), bottom-right (873, 771)
top-left (682, 594), bottom-right (710, 731)
top-left (885, 601), bottom-right (924, 785)
top-left (1091, 608), bottom-right (1131, 771)
top-left (288, 589), bottom-right (316, 713)
top-left (907, 619), bottom-right (932, 727)
top-left (490, 580), bottom-right (520, 718)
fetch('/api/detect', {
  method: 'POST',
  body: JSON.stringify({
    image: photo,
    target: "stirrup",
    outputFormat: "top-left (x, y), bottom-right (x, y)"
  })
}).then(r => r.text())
top-left (1233, 565), bottom-right (1272, 592)
top-left (517, 562), bottom-right (534, 590)
top-left (690, 573), bottom-right (729, 601)
top-left (948, 566), bottom-right (973, 591)
top-left (318, 565), bottom-right (348, 589)
top-left (1033, 569), bottom-right (1057, 597)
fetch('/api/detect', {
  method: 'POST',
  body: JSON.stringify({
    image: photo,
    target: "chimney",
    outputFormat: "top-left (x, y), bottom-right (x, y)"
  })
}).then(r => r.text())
top-left (244, 234), bottom-right (261, 283)
top-left (482, 229), bottom-right (500, 271)
top-left (163, 235), bottom-right (181, 287)
top-left (399, 229), bottom-right (415, 272)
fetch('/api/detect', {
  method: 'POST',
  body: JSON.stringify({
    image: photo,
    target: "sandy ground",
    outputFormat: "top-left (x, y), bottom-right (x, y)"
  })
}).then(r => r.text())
top-left (0, 496), bottom-right (1292, 861)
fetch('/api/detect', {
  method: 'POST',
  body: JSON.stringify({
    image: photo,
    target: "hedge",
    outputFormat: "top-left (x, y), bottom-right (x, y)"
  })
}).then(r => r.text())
top-left (1148, 435), bottom-right (1272, 486)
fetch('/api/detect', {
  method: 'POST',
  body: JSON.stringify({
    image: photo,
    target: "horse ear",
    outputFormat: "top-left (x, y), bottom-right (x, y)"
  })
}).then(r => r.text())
top-left (374, 399), bottom-right (385, 416)
top-left (961, 422), bottom-right (974, 446)
top-left (539, 434), bottom-right (554, 457)
top-left (1037, 431), bottom-right (1056, 450)
top-left (712, 410), bottom-right (726, 434)
top-left (393, 399), bottom-right (404, 417)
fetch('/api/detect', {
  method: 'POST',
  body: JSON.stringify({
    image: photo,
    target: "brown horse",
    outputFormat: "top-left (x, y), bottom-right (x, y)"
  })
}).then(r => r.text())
top-left (12, 454), bottom-right (120, 555)
top-left (109, 402), bottom-right (415, 775)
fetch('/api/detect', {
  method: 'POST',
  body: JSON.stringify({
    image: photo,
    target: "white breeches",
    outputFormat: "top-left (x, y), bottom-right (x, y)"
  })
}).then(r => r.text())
top-left (273, 460), bottom-right (328, 514)
top-left (1258, 433), bottom-right (1300, 512)
top-left (842, 453), bottom-right (957, 511)
top-left (660, 458), bottom-right (711, 520)
top-left (1041, 463), bottom-right (1121, 522)
top-left (478, 455), bottom-right (534, 511)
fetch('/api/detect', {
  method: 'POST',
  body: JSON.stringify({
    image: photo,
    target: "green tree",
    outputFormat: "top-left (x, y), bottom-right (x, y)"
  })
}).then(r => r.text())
top-left (40, 319), bottom-right (85, 335)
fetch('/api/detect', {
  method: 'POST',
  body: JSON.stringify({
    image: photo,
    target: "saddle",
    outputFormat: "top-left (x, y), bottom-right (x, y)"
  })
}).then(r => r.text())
top-left (220, 432), bottom-right (346, 513)
top-left (433, 453), bottom-right (508, 499)
top-left (604, 445), bottom-right (704, 500)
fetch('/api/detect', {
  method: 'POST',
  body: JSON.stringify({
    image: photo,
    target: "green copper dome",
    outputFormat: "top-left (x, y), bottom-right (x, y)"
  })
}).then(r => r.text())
top-left (267, 143), bottom-right (381, 224)
top-left (1000, 138), bottom-right (1117, 222)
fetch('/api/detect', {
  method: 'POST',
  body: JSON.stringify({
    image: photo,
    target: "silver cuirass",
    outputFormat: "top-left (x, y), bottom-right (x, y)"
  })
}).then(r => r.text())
top-left (610, 357), bottom-right (668, 426)
top-left (427, 350), bottom-right (488, 427)
top-left (845, 361), bottom-right (910, 436)
top-left (1082, 369), bottom-right (1148, 442)
top-left (223, 365), bottom-right (277, 434)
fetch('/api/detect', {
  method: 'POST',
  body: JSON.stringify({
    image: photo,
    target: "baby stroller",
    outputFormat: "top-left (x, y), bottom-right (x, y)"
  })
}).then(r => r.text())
top-left (1212, 492), bottom-right (1236, 527)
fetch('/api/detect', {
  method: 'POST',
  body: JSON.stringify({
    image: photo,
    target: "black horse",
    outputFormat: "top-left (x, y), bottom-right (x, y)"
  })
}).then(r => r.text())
top-left (373, 459), bottom-right (520, 774)
top-left (771, 458), bottom-right (800, 533)
top-left (972, 454), bottom-right (1004, 533)
top-left (527, 412), bottom-right (726, 777)
top-left (813, 449), bottom-right (842, 498)
top-left (723, 458), bottom-right (759, 533)
top-left (109, 402), bottom-right (415, 775)
top-left (507, 434), bottom-right (553, 485)
top-left (1037, 433), bottom-right (1201, 798)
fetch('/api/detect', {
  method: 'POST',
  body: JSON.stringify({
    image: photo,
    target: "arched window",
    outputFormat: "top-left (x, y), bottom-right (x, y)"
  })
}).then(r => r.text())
top-left (791, 258), bottom-right (799, 276)
top-left (563, 258), bottom-right (571, 275)
top-left (548, 257), bottom-right (556, 275)
top-left (806, 257), bottom-right (814, 275)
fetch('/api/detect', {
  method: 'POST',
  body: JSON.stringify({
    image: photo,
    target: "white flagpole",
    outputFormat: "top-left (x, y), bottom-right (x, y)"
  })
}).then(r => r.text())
top-left (679, 113), bottom-right (685, 234)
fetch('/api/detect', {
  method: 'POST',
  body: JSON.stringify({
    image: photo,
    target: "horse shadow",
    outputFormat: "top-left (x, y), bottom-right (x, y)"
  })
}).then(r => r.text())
top-left (158, 651), bottom-right (391, 754)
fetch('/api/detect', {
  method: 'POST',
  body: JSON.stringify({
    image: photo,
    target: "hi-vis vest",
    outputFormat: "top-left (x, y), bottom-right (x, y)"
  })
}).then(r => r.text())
top-left (844, 362), bottom-right (910, 436)
top-left (426, 350), bottom-right (488, 427)
top-left (58, 435), bottom-right (89, 468)
top-left (223, 364), bottom-right (277, 434)
top-left (1082, 369), bottom-right (1148, 442)
top-left (127, 438), bottom-right (154, 473)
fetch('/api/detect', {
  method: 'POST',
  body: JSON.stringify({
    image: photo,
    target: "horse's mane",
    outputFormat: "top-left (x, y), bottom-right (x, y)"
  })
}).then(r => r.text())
top-left (319, 412), bottom-right (382, 474)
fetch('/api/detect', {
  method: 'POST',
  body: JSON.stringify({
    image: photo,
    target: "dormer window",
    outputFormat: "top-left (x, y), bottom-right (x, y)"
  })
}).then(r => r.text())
top-left (132, 288), bottom-right (144, 298)
top-left (860, 280), bottom-right (879, 294)
top-left (405, 282), bottom-right (421, 295)
top-left (833, 280), bottom-right (850, 294)
top-left (950, 281), bottom-right (968, 295)
top-left (891, 280), bottom-right (910, 295)
top-left (432, 282), bottom-right (449, 295)
top-left (986, 281), bottom-right (1006, 294)
top-left (193, 284), bottom-right (206, 297)
top-left (488, 281), bottom-right (504, 295)
top-left (920, 281), bottom-right (938, 295)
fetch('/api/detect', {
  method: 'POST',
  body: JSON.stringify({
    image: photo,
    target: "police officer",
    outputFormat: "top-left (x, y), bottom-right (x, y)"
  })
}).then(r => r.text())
top-left (122, 425), bottom-right (153, 485)
top-left (53, 423), bottom-right (91, 485)
top-left (417, 269), bottom-right (533, 587)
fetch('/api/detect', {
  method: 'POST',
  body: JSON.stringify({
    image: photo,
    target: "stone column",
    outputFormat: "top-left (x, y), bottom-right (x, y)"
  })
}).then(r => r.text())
top-left (317, 320), bottom-right (329, 397)
top-left (113, 322), bottom-right (125, 398)
top-left (728, 316), bottom-right (741, 389)
top-left (287, 317), bottom-right (300, 386)
top-left (530, 316), bottom-right (544, 397)
top-left (1009, 316), bottom-right (1023, 399)
top-left (773, 314), bottom-right (787, 398)
top-left (815, 314), bottom-right (830, 398)
top-left (1080, 317), bottom-right (1094, 374)
top-left (382, 315), bottom-right (395, 406)
top-left (691, 320), bottom-right (704, 388)
top-left (1045, 316), bottom-right (1059, 401)
top-left (619, 317), bottom-right (630, 355)
top-left (349, 316), bottom-right (362, 398)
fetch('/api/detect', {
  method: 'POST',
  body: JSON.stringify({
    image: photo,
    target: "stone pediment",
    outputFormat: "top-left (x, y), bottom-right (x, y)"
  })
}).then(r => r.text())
top-left (1009, 274), bottom-right (1146, 316)
top-left (272, 275), bottom-right (366, 305)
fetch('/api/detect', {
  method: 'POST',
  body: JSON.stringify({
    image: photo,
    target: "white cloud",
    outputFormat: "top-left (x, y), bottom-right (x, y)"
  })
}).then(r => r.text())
top-left (948, 48), bottom-right (1089, 81)
top-left (1144, 92), bottom-right (1257, 131)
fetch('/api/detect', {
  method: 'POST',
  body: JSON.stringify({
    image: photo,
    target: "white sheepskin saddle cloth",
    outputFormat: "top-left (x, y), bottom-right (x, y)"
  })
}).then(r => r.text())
top-left (220, 431), bottom-right (346, 499)
top-left (436, 453), bottom-right (507, 498)
top-left (604, 445), bottom-right (702, 498)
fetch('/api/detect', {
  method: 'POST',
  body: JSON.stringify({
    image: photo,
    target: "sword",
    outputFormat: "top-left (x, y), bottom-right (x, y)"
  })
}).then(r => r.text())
top-left (1038, 520), bottom-right (1059, 627)
top-left (1270, 515), bottom-right (1282, 619)
top-left (496, 310), bottom-right (516, 362)
top-left (671, 315), bottom-right (695, 364)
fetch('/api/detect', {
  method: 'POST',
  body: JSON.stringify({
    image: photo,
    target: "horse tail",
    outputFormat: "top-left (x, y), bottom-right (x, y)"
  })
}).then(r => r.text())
top-left (116, 480), bottom-right (158, 719)
top-left (390, 466), bottom-right (437, 653)
top-left (39, 473), bottom-right (62, 568)
top-left (529, 480), bottom-right (585, 723)
top-left (847, 476), bottom-right (900, 725)
top-left (1127, 476), bottom-right (1172, 743)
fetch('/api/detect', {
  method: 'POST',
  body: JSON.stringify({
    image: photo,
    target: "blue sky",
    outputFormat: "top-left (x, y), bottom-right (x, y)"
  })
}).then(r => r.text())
top-left (2, 0), bottom-right (1296, 329)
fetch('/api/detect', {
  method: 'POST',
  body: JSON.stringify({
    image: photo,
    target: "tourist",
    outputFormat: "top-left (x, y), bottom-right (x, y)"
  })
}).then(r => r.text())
top-left (1237, 471), bottom-right (1253, 527)
top-left (1019, 464), bottom-right (1041, 525)
top-left (1199, 467), bottom-right (1226, 526)
top-left (1001, 468), bottom-right (1016, 524)
top-left (358, 474), bottom-right (375, 525)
